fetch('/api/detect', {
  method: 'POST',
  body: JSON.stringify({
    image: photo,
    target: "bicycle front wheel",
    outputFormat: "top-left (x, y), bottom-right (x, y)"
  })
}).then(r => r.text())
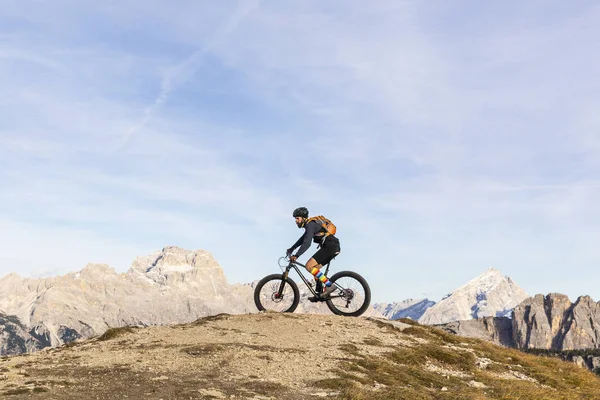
top-left (254, 274), bottom-right (300, 313)
top-left (325, 271), bottom-right (371, 317)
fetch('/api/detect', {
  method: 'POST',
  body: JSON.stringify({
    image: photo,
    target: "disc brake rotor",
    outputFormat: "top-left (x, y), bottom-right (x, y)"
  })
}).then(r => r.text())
top-left (271, 292), bottom-right (283, 302)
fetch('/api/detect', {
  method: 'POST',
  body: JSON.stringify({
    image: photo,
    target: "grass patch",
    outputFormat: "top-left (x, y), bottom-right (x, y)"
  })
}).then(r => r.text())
top-left (403, 325), bottom-right (464, 345)
top-left (183, 343), bottom-right (307, 357)
top-left (97, 327), bottom-right (136, 341)
top-left (363, 336), bottom-right (385, 346)
top-left (239, 380), bottom-right (289, 395)
top-left (314, 377), bottom-right (352, 391)
top-left (396, 318), bottom-right (420, 326)
top-left (338, 343), bottom-right (361, 356)
top-left (325, 323), bottom-right (600, 400)
top-left (3, 388), bottom-right (30, 396)
top-left (211, 326), bottom-right (243, 334)
top-left (392, 342), bottom-right (475, 370)
top-left (191, 313), bottom-right (232, 326)
top-left (523, 348), bottom-right (600, 375)
top-left (402, 326), bottom-right (436, 340)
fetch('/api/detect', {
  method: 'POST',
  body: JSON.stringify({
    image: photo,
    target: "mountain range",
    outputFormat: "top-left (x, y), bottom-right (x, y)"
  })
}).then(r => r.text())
top-left (0, 246), bottom-right (254, 354)
top-left (0, 245), bottom-right (596, 359)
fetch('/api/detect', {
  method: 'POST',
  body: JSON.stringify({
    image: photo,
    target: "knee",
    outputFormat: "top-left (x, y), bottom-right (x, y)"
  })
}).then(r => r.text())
top-left (305, 258), bottom-right (321, 273)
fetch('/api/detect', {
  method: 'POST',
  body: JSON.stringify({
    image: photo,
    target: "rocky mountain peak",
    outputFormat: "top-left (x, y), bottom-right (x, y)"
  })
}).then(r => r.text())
top-left (79, 263), bottom-right (117, 278)
top-left (418, 267), bottom-right (529, 325)
top-left (463, 267), bottom-right (504, 290)
top-left (129, 246), bottom-right (218, 274)
top-left (125, 246), bottom-right (228, 288)
top-left (513, 293), bottom-right (600, 351)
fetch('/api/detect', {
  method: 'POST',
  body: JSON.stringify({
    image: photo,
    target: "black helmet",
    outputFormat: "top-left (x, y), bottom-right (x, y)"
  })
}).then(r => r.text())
top-left (293, 207), bottom-right (309, 218)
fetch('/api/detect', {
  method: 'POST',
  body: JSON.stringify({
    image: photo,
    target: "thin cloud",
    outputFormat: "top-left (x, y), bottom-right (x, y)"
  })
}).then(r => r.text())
top-left (118, 0), bottom-right (261, 152)
top-left (0, 47), bottom-right (61, 69)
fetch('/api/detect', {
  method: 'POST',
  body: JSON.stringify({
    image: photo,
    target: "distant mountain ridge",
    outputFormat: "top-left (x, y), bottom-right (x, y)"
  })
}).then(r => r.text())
top-left (4, 246), bottom-right (595, 361)
top-left (418, 267), bottom-right (530, 325)
top-left (372, 298), bottom-right (435, 320)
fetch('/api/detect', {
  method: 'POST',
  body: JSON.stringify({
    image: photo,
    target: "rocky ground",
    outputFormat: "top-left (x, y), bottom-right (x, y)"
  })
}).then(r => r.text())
top-left (1, 312), bottom-right (600, 400)
top-left (0, 313), bottom-right (410, 399)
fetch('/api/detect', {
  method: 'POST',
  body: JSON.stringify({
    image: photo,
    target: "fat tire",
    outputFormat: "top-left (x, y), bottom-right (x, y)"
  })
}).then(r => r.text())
top-left (325, 270), bottom-right (371, 317)
top-left (254, 274), bottom-right (300, 313)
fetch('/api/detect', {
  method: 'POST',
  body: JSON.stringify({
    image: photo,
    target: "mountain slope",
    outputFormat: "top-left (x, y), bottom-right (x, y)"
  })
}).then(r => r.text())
top-left (0, 313), bottom-right (49, 355)
top-left (372, 298), bottom-right (436, 320)
top-left (419, 267), bottom-right (529, 325)
top-left (1, 313), bottom-right (599, 400)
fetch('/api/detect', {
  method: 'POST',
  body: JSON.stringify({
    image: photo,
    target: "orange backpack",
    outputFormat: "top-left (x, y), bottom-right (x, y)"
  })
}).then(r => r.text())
top-left (306, 215), bottom-right (337, 237)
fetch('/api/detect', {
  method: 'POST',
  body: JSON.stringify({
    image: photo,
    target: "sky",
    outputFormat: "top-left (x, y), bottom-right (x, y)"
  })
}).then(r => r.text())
top-left (1, 0), bottom-right (599, 304)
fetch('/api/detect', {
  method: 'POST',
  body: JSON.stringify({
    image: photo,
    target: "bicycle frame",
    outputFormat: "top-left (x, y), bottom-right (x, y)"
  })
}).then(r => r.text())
top-left (277, 258), bottom-right (339, 299)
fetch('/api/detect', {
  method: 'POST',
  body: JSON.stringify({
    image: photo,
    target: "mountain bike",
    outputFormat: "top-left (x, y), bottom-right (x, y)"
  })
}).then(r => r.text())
top-left (253, 256), bottom-right (371, 317)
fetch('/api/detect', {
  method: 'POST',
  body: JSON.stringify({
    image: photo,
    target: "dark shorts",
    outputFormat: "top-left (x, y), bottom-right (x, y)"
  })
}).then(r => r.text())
top-left (312, 235), bottom-right (341, 266)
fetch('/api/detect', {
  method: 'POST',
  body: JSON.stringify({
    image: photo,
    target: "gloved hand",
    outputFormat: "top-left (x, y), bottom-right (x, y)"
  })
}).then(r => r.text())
top-left (286, 248), bottom-right (293, 256)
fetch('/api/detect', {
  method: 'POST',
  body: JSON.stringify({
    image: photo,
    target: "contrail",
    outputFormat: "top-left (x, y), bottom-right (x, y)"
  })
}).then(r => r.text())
top-left (116, 0), bottom-right (260, 153)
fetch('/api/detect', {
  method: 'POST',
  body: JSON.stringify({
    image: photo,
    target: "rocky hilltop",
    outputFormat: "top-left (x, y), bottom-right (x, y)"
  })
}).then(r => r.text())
top-left (418, 268), bottom-right (529, 325)
top-left (2, 313), bottom-right (600, 400)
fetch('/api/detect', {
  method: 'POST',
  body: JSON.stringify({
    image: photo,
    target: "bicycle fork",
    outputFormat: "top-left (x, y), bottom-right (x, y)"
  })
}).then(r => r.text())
top-left (275, 268), bottom-right (291, 299)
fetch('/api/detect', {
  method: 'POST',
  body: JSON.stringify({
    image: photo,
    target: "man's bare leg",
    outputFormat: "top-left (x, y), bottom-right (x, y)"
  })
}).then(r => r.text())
top-left (305, 258), bottom-right (321, 274)
top-left (305, 258), bottom-right (336, 298)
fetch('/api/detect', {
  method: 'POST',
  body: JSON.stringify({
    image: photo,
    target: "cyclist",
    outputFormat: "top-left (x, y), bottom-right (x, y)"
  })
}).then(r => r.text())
top-left (286, 207), bottom-right (340, 301)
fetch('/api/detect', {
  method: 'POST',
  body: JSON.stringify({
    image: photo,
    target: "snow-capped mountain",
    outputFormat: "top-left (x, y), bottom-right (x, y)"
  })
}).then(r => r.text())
top-left (372, 298), bottom-right (436, 320)
top-left (418, 267), bottom-right (529, 325)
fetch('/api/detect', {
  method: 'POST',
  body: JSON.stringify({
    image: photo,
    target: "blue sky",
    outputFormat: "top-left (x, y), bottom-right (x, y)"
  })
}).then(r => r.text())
top-left (1, 1), bottom-right (599, 304)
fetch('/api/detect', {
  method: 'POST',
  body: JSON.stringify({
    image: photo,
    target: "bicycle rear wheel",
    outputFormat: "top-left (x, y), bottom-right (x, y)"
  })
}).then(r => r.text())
top-left (254, 274), bottom-right (300, 313)
top-left (325, 271), bottom-right (371, 317)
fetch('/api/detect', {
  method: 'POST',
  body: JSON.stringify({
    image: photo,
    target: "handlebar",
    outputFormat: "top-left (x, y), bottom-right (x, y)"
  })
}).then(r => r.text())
top-left (278, 256), bottom-right (290, 268)
top-left (278, 255), bottom-right (303, 268)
